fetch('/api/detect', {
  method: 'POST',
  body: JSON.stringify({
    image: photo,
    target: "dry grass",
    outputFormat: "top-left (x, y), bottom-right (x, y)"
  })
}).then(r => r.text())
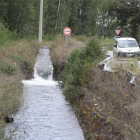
top-left (48, 35), bottom-right (140, 139)
top-left (74, 67), bottom-right (140, 140)
top-left (74, 35), bottom-right (89, 42)
top-left (100, 37), bottom-right (114, 51)
top-left (0, 39), bottom-right (39, 139)
top-left (49, 35), bottom-right (86, 62)
top-left (5, 39), bottom-right (39, 65)
top-left (46, 35), bottom-right (86, 79)
top-left (108, 58), bottom-right (140, 75)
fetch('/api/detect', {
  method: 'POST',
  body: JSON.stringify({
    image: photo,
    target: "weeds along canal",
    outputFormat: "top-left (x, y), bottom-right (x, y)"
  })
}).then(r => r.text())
top-left (5, 48), bottom-right (84, 140)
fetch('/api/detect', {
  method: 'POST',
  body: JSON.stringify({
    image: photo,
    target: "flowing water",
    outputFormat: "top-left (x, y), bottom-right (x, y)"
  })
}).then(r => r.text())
top-left (5, 49), bottom-right (85, 140)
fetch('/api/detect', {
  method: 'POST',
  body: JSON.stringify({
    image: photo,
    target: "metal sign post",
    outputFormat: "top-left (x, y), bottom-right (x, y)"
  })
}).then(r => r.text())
top-left (63, 27), bottom-right (71, 49)
top-left (66, 35), bottom-right (68, 48)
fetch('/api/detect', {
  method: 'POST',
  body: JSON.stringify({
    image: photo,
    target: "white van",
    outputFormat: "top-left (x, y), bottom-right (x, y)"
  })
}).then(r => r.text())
top-left (113, 37), bottom-right (140, 58)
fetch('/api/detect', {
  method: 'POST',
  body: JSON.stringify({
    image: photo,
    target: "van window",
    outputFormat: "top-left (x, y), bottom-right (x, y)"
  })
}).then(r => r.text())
top-left (118, 40), bottom-right (139, 48)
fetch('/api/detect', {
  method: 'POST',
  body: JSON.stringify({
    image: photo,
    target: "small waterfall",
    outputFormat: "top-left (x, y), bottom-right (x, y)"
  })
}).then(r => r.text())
top-left (34, 49), bottom-right (53, 80)
top-left (22, 49), bottom-right (57, 86)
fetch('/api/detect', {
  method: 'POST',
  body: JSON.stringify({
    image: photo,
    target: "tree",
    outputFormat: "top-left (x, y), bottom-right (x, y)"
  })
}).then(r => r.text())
top-left (0, 0), bottom-right (104, 37)
top-left (81, 0), bottom-right (100, 35)
top-left (0, 0), bottom-right (40, 36)
top-left (68, 0), bottom-right (82, 35)
top-left (44, 0), bottom-right (58, 35)
top-left (100, 0), bottom-right (140, 38)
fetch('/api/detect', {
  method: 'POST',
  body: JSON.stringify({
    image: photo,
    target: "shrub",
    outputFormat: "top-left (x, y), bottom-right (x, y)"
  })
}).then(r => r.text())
top-left (74, 35), bottom-right (88, 42)
top-left (0, 22), bottom-right (18, 46)
top-left (9, 54), bottom-right (33, 79)
top-left (79, 68), bottom-right (140, 140)
top-left (136, 25), bottom-right (140, 43)
top-left (0, 120), bottom-right (5, 140)
top-left (50, 35), bottom-right (86, 80)
top-left (0, 79), bottom-right (23, 117)
top-left (0, 60), bottom-right (15, 75)
top-left (43, 34), bottom-right (56, 41)
top-left (0, 39), bottom-right (39, 139)
top-left (100, 37), bottom-right (114, 51)
top-left (60, 37), bottom-right (105, 104)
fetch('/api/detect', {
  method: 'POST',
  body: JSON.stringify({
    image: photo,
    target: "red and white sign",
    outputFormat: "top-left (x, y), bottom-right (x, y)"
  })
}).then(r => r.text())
top-left (114, 29), bottom-right (122, 36)
top-left (63, 27), bottom-right (71, 36)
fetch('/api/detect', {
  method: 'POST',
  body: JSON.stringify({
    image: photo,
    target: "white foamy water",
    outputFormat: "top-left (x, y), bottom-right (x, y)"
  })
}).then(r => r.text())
top-left (5, 49), bottom-right (85, 140)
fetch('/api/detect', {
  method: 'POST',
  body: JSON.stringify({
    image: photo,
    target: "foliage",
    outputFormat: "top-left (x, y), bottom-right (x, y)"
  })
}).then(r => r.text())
top-left (0, 120), bottom-right (5, 140)
top-left (9, 54), bottom-right (33, 77)
top-left (99, 0), bottom-right (140, 38)
top-left (0, 0), bottom-right (102, 37)
top-left (73, 35), bottom-right (89, 42)
top-left (0, 0), bottom-right (40, 36)
top-left (49, 35), bottom-right (86, 79)
top-left (0, 79), bottom-right (23, 117)
top-left (137, 25), bottom-right (140, 43)
top-left (68, 0), bottom-right (83, 35)
top-left (43, 34), bottom-right (56, 41)
top-left (0, 39), bottom-right (39, 139)
top-left (50, 35), bottom-right (140, 139)
top-left (81, 0), bottom-right (100, 35)
top-left (0, 22), bottom-right (18, 46)
top-left (0, 60), bottom-right (15, 75)
top-left (1, 0), bottom-right (140, 39)
top-left (77, 68), bottom-right (140, 140)
top-left (100, 37), bottom-right (114, 51)
top-left (60, 37), bottom-right (105, 104)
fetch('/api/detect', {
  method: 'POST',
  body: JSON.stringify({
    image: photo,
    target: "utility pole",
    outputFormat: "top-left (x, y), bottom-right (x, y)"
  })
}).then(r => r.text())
top-left (38, 0), bottom-right (43, 43)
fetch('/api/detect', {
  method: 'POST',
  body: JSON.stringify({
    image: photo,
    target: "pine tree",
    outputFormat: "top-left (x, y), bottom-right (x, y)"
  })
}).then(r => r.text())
top-left (0, 0), bottom-right (40, 36)
top-left (68, 0), bottom-right (82, 35)
top-left (44, 0), bottom-right (58, 35)
top-left (81, 0), bottom-right (100, 35)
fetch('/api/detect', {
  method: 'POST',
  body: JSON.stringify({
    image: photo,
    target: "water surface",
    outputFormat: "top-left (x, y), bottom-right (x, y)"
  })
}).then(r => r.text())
top-left (5, 49), bottom-right (84, 140)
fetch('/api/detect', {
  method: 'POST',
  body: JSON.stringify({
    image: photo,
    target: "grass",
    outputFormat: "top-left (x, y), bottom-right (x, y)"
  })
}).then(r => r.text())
top-left (108, 57), bottom-right (140, 75)
top-left (76, 67), bottom-right (140, 140)
top-left (0, 39), bottom-right (39, 139)
top-left (99, 37), bottom-right (114, 51)
top-left (73, 35), bottom-right (89, 42)
top-left (48, 35), bottom-right (86, 80)
top-left (1, 35), bottom-right (139, 139)
top-left (0, 34), bottom-right (87, 138)
top-left (48, 35), bottom-right (140, 140)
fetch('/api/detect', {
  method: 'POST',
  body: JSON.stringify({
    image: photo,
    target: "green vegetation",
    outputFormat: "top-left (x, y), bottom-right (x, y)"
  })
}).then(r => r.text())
top-left (60, 37), bottom-right (105, 104)
top-left (98, 0), bottom-right (140, 39)
top-left (0, 15), bottom-right (40, 138)
top-left (1, 0), bottom-right (140, 139)
top-left (108, 58), bottom-right (140, 75)
top-left (77, 68), bottom-right (140, 140)
top-left (1, 0), bottom-right (140, 39)
top-left (0, 22), bottom-right (18, 46)
top-left (49, 35), bottom-right (87, 79)
top-left (100, 37), bottom-right (114, 51)
top-left (0, 0), bottom-right (101, 37)
top-left (0, 38), bottom-right (39, 139)
top-left (49, 36), bottom-right (140, 139)
top-left (73, 35), bottom-right (89, 42)
top-left (0, 60), bottom-right (15, 75)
